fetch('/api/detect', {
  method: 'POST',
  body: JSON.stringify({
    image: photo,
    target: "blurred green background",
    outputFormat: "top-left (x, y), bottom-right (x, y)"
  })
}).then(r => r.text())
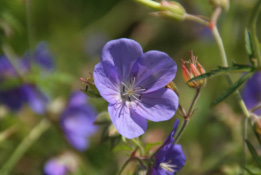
top-left (0, 0), bottom-right (261, 174)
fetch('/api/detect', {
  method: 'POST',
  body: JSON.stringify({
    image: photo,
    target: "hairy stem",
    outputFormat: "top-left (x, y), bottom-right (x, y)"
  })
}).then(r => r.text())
top-left (131, 138), bottom-right (145, 156)
top-left (174, 88), bottom-right (201, 143)
top-left (209, 7), bottom-right (251, 174)
top-left (0, 125), bottom-right (18, 144)
top-left (184, 13), bottom-right (209, 26)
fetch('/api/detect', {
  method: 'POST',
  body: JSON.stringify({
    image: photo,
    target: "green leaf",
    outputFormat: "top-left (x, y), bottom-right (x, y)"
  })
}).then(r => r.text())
top-left (144, 142), bottom-right (161, 152)
top-left (246, 140), bottom-right (261, 169)
top-left (113, 143), bottom-right (133, 152)
top-left (245, 29), bottom-right (259, 66)
top-left (110, 136), bottom-right (122, 150)
top-left (242, 166), bottom-right (259, 175)
top-left (211, 72), bottom-right (252, 107)
top-left (188, 63), bottom-right (252, 82)
top-left (245, 29), bottom-right (253, 56)
top-left (81, 89), bottom-right (101, 98)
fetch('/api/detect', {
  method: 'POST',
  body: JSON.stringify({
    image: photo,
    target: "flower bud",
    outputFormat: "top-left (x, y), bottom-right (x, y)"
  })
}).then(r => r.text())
top-left (209, 0), bottom-right (229, 11)
top-left (136, 0), bottom-right (185, 22)
top-left (166, 81), bottom-right (179, 95)
top-left (182, 51), bottom-right (206, 89)
top-left (159, 1), bottom-right (185, 21)
top-left (80, 73), bottom-right (101, 98)
top-left (251, 114), bottom-right (261, 135)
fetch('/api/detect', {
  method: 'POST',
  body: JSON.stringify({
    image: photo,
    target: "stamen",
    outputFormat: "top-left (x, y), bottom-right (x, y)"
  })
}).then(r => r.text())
top-left (160, 162), bottom-right (177, 173)
top-left (120, 79), bottom-right (146, 102)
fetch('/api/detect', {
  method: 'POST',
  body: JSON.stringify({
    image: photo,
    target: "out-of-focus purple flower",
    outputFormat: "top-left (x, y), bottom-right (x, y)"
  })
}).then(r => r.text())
top-left (24, 42), bottom-right (54, 71)
top-left (0, 42), bottom-right (53, 114)
top-left (44, 152), bottom-right (78, 175)
top-left (242, 72), bottom-right (261, 115)
top-left (60, 91), bottom-right (97, 151)
top-left (151, 119), bottom-right (186, 175)
top-left (93, 38), bottom-right (179, 139)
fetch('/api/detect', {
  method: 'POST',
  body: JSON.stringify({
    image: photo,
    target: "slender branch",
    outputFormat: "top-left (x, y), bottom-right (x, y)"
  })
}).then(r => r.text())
top-left (174, 88), bottom-right (201, 143)
top-left (211, 25), bottom-right (228, 67)
top-left (178, 104), bottom-right (186, 117)
top-left (250, 103), bottom-right (261, 113)
top-left (131, 138), bottom-right (145, 156)
top-left (0, 119), bottom-right (50, 175)
top-left (0, 125), bottom-right (18, 144)
top-left (242, 116), bottom-right (248, 175)
top-left (184, 13), bottom-right (209, 26)
top-left (187, 88), bottom-right (201, 117)
top-left (117, 157), bottom-right (144, 175)
top-left (174, 118), bottom-right (189, 144)
top-left (209, 6), bottom-right (251, 175)
top-left (211, 7), bottom-right (222, 25)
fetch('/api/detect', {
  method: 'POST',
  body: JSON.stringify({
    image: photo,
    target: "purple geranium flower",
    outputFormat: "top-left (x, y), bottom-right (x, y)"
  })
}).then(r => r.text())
top-left (93, 38), bottom-right (179, 138)
top-left (44, 158), bottom-right (68, 175)
top-left (151, 119), bottom-right (186, 175)
top-left (0, 42), bottom-right (53, 114)
top-left (44, 152), bottom-right (78, 175)
top-left (242, 72), bottom-right (261, 115)
top-left (60, 91), bottom-right (97, 151)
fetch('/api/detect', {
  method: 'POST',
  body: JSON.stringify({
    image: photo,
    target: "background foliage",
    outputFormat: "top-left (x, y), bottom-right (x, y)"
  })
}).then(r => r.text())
top-left (0, 0), bottom-right (261, 174)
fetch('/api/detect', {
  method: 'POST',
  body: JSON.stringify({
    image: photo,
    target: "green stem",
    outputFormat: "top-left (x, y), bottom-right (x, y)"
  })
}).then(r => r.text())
top-left (209, 7), bottom-right (251, 174)
top-left (117, 157), bottom-right (144, 175)
top-left (187, 88), bottom-right (201, 117)
top-left (250, 0), bottom-right (261, 67)
top-left (134, 0), bottom-right (161, 10)
top-left (242, 116), bottom-right (248, 175)
top-left (211, 25), bottom-right (228, 67)
top-left (210, 9), bottom-right (250, 120)
top-left (0, 119), bottom-right (50, 175)
top-left (0, 125), bottom-right (18, 144)
top-left (174, 88), bottom-right (201, 143)
top-left (131, 138), bottom-right (145, 156)
top-left (174, 118), bottom-right (189, 144)
top-left (184, 13), bottom-right (209, 26)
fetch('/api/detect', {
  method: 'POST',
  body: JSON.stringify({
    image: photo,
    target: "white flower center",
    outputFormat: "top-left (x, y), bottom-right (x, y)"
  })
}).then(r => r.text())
top-left (120, 76), bottom-right (146, 102)
top-left (160, 162), bottom-right (177, 173)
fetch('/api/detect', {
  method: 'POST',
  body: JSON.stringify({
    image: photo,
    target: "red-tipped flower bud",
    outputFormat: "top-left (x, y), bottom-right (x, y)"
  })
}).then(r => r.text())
top-left (182, 51), bottom-right (206, 89)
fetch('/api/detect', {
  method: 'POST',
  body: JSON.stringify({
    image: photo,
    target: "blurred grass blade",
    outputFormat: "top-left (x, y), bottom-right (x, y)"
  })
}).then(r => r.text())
top-left (245, 29), bottom-right (256, 65)
top-left (188, 63), bottom-right (252, 82)
top-left (245, 140), bottom-right (261, 169)
top-left (242, 166), bottom-right (258, 175)
top-left (249, 0), bottom-right (261, 66)
top-left (211, 72), bottom-right (252, 107)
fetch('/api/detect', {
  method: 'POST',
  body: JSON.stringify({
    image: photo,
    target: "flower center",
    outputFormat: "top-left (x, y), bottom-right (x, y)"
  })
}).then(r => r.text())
top-left (160, 162), bottom-right (176, 173)
top-left (120, 76), bottom-right (146, 102)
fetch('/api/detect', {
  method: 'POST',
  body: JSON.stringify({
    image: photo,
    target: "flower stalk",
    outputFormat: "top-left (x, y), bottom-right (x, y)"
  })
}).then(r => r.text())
top-left (174, 88), bottom-right (201, 143)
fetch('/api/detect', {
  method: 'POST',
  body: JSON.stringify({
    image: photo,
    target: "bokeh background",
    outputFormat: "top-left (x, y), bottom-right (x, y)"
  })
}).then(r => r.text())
top-left (0, 0), bottom-right (260, 174)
